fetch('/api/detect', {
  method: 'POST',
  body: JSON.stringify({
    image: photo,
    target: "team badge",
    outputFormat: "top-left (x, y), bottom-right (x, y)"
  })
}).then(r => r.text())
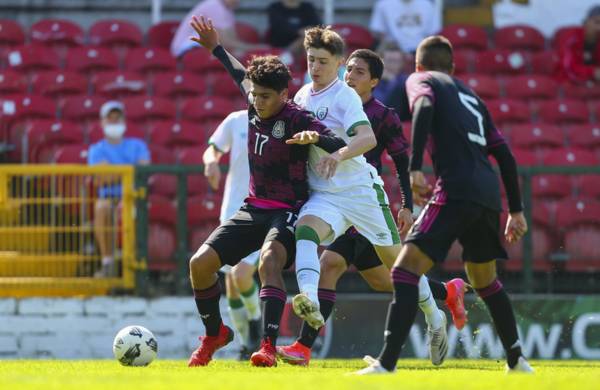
top-left (272, 120), bottom-right (286, 139)
top-left (316, 106), bottom-right (328, 120)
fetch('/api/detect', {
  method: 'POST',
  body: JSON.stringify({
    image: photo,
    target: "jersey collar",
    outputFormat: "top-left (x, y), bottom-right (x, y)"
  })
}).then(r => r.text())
top-left (310, 78), bottom-right (339, 96)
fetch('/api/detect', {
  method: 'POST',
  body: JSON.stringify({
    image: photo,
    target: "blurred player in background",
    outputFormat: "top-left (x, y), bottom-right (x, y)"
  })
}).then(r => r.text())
top-left (356, 36), bottom-right (533, 375)
top-left (203, 110), bottom-right (262, 359)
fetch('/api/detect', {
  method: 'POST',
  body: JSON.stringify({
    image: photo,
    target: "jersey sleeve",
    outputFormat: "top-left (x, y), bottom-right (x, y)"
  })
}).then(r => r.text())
top-left (339, 88), bottom-right (370, 136)
top-left (382, 108), bottom-right (409, 157)
top-left (406, 72), bottom-right (435, 113)
top-left (87, 144), bottom-right (103, 165)
top-left (208, 113), bottom-right (236, 153)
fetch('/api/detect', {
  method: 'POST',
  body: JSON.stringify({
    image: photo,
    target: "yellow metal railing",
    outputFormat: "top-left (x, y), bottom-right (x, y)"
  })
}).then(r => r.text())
top-left (0, 165), bottom-right (137, 297)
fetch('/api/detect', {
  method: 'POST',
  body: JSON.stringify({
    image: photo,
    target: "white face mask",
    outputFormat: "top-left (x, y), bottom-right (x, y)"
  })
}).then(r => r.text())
top-left (103, 123), bottom-right (126, 139)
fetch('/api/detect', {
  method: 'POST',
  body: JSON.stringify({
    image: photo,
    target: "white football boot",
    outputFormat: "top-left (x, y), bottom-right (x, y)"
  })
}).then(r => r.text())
top-left (428, 310), bottom-right (448, 366)
top-left (506, 356), bottom-right (534, 374)
top-left (351, 355), bottom-right (395, 375)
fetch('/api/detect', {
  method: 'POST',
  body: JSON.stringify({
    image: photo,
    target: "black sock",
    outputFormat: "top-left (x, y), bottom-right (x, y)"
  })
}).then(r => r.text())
top-left (298, 288), bottom-right (336, 348)
top-left (259, 285), bottom-right (286, 345)
top-left (377, 268), bottom-right (420, 371)
top-left (193, 280), bottom-right (222, 337)
top-left (428, 278), bottom-right (448, 301)
top-left (476, 279), bottom-right (522, 368)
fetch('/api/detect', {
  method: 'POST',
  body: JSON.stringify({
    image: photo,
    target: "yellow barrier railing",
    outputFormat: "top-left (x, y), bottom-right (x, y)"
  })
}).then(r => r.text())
top-left (0, 165), bottom-right (137, 297)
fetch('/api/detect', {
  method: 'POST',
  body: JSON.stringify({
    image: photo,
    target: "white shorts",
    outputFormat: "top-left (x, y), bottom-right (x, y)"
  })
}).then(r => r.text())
top-left (220, 250), bottom-right (260, 274)
top-left (299, 183), bottom-right (401, 246)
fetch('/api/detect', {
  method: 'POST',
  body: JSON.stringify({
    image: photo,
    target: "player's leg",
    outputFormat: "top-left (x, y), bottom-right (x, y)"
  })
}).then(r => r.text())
top-left (231, 254), bottom-right (262, 353)
top-left (223, 270), bottom-right (249, 359)
top-left (93, 198), bottom-right (116, 277)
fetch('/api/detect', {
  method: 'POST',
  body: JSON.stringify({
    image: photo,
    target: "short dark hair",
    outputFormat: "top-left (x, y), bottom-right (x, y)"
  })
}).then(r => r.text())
top-left (304, 26), bottom-right (345, 56)
top-left (347, 49), bottom-right (384, 80)
top-left (416, 35), bottom-right (454, 73)
top-left (246, 55), bottom-right (292, 92)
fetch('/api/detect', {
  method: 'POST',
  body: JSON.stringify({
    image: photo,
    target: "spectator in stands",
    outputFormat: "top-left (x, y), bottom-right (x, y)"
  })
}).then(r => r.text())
top-left (171, 0), bottom-right (268, 57)
top-left (88, 101), bottom-right (150, 278)
top-left (373, 42), bottom-right (410, 119)
top-left (267, 0), bottom-right (321, 55)
top-left (557, 5), bottom-right (600, 83)
top-left (369, 0), bottom-right (441, 53)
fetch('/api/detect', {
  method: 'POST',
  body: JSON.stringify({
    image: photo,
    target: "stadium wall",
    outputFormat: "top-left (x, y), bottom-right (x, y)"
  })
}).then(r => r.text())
top-left (0, 295), bottom-right (599, 360)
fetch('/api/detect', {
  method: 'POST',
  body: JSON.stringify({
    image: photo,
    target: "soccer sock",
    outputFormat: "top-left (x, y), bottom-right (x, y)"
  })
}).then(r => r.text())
top-left (418, 275), bottom-right (443, 329)
top-left (298, 288), bottom-right (336, 348)
top-left (240, 280), bottom-right (262, 321)
top-left (193, 280), bottom-right (222, 337)
top-left (295, 226), bottom-right (321, 304)
top-left (228, 298), bottom-right (249, 347)
top-left (378, 268), bottom-right (420, 371)
top-left (428, 278), bottom-right (448, 301)
top-left (476, 279), bottom-right (522, 368)
top-left (259, 285), bottom-right (287, 345)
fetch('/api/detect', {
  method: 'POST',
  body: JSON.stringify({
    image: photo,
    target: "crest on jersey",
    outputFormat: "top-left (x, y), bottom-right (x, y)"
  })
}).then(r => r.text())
top-left (316, 106), bottom-right (328, 120)
top-left (272, 120), bottom-right (286, 139)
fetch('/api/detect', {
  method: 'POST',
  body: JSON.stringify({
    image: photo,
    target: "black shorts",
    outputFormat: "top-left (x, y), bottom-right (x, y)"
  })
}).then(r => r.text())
top-left (204, 204), bottom-right (297, 268)
top-left (405, 199), bottom-right (507, 264)
top-left (327, 230), bottom-right (382, 271)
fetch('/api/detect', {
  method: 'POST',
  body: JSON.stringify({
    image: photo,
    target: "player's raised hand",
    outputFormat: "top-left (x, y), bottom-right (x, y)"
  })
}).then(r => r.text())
top-left (204, 161), bottom-right (221, 191)
top-left (505, 211), bottom-right (528, 243)
top-left (397, 208), bottom-right (414, 236)
top-left (286, 131), bottom-right (320, 145)
top-left (316, 153), bottom-right (341, 179)
top-left (190, 15), bottom-right (220, 51)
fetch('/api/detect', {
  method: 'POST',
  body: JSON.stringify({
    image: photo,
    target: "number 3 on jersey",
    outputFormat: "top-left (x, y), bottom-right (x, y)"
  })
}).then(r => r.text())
top-left (458, 92), bottom-right (486, 147)
top-left (254, 133), bottom-right (269, 156)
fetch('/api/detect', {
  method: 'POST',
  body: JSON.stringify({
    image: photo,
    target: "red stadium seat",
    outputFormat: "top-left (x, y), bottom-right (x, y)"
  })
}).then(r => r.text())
top-left (92, 71), bottom-right (147, 98)
top-left (148, 144), bottom-right (176, 164)
top-left (152, 71), bottom-right (206, 98)
top-left (576, 175), bottom-right (600, 199)
top-left (187, 194), bottom-right (222, 225)
top-left (556, 198), bottom-right (600, 260)
top-left (181, 96), bottom-right (235, 122)
top-left (29, 19), bottom-right (85, 47)
top-left (0, 20), bottom-right (25, 47)
top-left (235, 21), bottom-right (261, 44)
top-left (504, 75), bottom-right (558, 99)
top-left (494, 25), bottom-right (545, 52)
top-left (452, 50), bottom-right (475, 75)
top-left (30, 71), bottom-right (88, 98)
top-left (88, 19), bottom-right (143, 48)
top-left (65, 47), bottom-right (119, 74)
top-left (461, 74), bottom-right (501, 99)
top-left (147, 21), bottom-right (179, 49)
top-left (551, 26), bottom-right (579, 49)
top-left (541, 148), bottom-right (598, 166)
top-left (503, 228), bottom-right (553, 270)
top-left (124, 47), bottom-right (177, 75)
top-left (562, 81), bottom-right (600, 100)
top-left (511, 148), bottom-right (539, 166)
top-left (289, 72), bottom-right (304, 97)
top-left (53, 143), bottom-right (89, 163)
top-left (0, 70), bottom-right (27, 95)
top-left (178, 147), bottom-right (204, 165)
top-left (565, 124), bottom-right (600, 150)
top-left (5, 94), bottom-right (57, 123)
top-left (242, 48), bottom-right (285, 65)
top-left (148, 120), bottom-right (205, 148)
top-left (331, 23), bottom-right (374, 51)
top-left (530, 50), bottom-right (559, 76)
top-left (440, 25), bottom-right (488, 51)
top-left (122, 96), bottom-right (176, 122)
top-left (87, 121), bottom-right (146, 144)
top-left (147, 195), bottom-right (177, 269)
top-left (181, 48), bottom-right (225, 74)
top-left (532, 175), bottom-right (572, 199)
top-left (24, 120), bottom-right (84, 163)
top-left (148, 173), bottom-right (177, 197)
top-left (475, 50), bottom-right (530, 75)
top-left (61, 95), bottom-right (107, 124)
top-left (6, 45), bottom-right (60, 73)
top-left (510, 123), bottom-right (564, 151)
top-left (211, 72), bottom-right (242, 98)
top-left (486, 99), bottom-right (531, 125)
top-left (537, 100), bottom-right (590, 124)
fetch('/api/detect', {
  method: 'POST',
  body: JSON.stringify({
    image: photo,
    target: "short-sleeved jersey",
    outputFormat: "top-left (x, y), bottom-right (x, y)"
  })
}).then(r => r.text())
top-left (88, 137), bottom-right (150, 165)
top-left (363, 97), bottom-right (409, 174)
top-left (294, 78), bottom-right (382, 192)
top-left (208, 110), bottom-right (250, 222)
top-left (246, 101), bottom-right (335, 210)
top-left (406, 71), bottom-right (507, 211)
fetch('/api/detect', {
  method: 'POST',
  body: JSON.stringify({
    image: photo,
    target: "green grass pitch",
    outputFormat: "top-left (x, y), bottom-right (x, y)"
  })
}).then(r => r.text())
top-left (1, 359), bottom-right (598, 390)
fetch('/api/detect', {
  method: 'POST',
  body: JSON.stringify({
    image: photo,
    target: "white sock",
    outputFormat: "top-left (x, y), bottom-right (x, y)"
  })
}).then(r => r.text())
top-left (240, 281), bottom-right (261, 321)
top-left (295, 239), bottom-right (320, 304)
top-left (228, 300), bottom-right (249, 346)
top-left (418, 275), bottom-right (443, 329)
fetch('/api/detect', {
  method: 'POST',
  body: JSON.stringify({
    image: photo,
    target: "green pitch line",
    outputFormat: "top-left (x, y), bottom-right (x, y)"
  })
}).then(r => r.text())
top-left (0, 359), bottom-right (598, 390)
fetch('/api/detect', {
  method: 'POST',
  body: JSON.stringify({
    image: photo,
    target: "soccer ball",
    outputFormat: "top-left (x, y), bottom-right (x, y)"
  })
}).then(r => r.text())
top-left (113, 325), bottom-right (158, 366)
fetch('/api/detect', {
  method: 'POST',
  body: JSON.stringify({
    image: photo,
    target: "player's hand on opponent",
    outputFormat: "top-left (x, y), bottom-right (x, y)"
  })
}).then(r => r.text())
top-left (316, 152), bottom-right (341, 180)
top-left (505, 211), bottom-right (528, 243)
top-left (190, 15), bottom-right (220, 51)
top-left (410, 170), bottom-right (431, 206)
top-left (203, 161), bottom-right (221, 191)
top-left (397, 208), bottom-right (414, 236)
top-left (286, 131), bottom-right (320, 145)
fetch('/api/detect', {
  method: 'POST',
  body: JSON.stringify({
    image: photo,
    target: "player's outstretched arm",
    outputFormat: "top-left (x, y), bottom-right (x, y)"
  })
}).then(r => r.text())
top-left (190, 15), bottom-right (251, 97)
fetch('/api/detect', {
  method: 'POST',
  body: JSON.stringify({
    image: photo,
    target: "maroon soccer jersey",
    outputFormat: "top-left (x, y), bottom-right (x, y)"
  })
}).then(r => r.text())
top-left (362, 97), bottom-right (409, 174)
top-left (246, 101), bottom-right (342, 210)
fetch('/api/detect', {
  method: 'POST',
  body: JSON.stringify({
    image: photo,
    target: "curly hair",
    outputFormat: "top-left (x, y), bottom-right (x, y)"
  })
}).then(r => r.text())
top-left (246, 55), bottom-right (292, 93)
top-left (303, 26), bottom-right (345, 56)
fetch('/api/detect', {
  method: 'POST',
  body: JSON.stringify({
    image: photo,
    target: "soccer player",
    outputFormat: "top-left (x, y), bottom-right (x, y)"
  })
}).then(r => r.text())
top-left (203, 110), bottom-right (262, 359)
top-left (277, 49), bottom-right (467, 366)
top-left (187, 16), bottom-right (348, 368)
top-left (291, 27), bottom-right (446, 358)
top-left (356, 36), bottom-right (533, 374)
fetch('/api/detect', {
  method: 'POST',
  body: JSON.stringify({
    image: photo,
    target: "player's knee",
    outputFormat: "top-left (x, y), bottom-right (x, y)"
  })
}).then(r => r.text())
top-left (189, 245), bottom-right (216, 274)
top-left (258, 249), bottom-right (283, 276)
top-left (464, 261), bottom-right (497, 289)
top-left (231, 263), bottom-right (253, 283)
top-left (320, 254), bottom-right (346, 277)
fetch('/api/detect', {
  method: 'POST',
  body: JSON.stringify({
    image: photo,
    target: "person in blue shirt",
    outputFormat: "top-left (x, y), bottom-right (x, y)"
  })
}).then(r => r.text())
top-left (88, 101), bottom-right (150, 277)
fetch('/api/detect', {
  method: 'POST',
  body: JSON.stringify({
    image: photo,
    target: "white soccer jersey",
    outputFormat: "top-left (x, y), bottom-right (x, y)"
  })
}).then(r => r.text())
top-left (294, 78), bottom-right (382, 192)
top-left (208, 110), bottom-right (250, 222)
